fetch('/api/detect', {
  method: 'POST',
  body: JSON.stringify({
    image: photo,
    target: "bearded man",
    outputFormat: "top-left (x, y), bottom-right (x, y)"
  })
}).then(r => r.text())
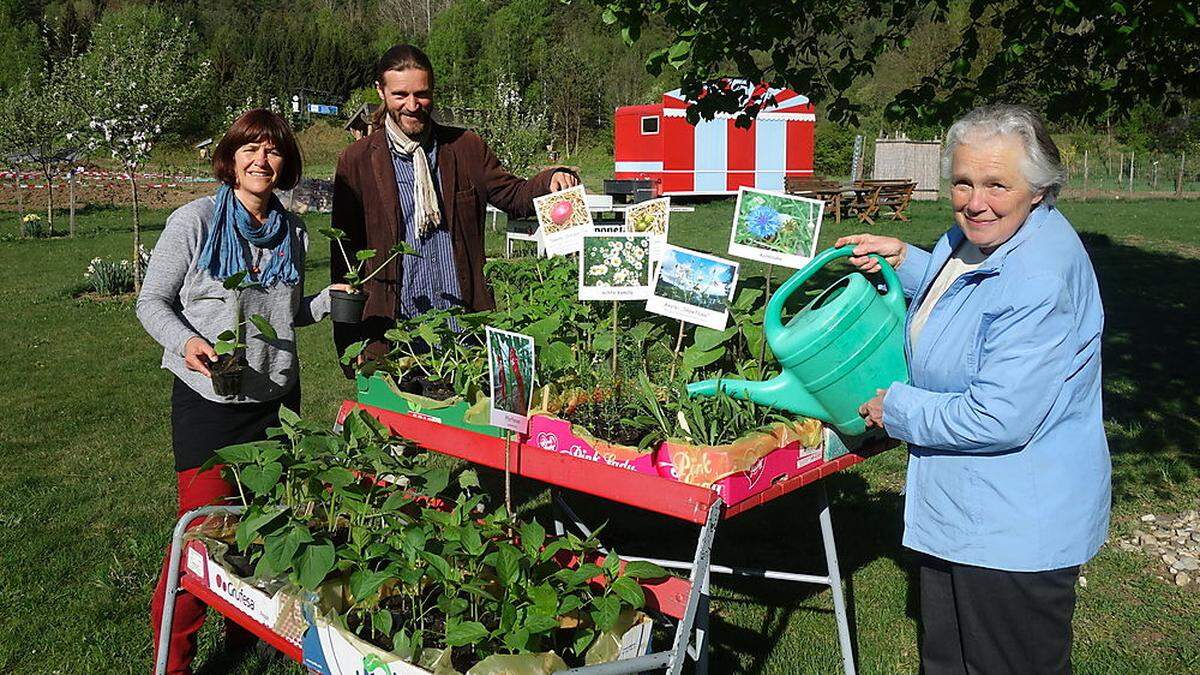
top-left (331, 44), bottom-right (579, 367)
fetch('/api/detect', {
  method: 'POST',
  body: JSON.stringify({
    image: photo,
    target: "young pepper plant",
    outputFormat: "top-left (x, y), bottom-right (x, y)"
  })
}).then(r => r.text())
top-left (322, 227), bottom-right (421, 292)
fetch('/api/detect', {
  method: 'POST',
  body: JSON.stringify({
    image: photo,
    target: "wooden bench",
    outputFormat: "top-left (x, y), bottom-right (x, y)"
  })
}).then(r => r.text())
top-left (849, 179), bottom-right (917, 224)
top-left (785, 175), bottom-right (848, 222)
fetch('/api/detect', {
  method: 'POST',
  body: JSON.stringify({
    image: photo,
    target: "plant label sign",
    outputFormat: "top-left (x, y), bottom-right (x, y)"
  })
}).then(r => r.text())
top-left (534, 185), bottom-right (593, 257)
top-left (645, 245), bottom-right (740, 330)
top-left (728, 187), bottom-right (824, 269)
top-left (486, 327), bottom-right (536, 433)
top-left (624, 196), bottom-right (671, 261)
top-left (578, 233), bottom-right (653, 301)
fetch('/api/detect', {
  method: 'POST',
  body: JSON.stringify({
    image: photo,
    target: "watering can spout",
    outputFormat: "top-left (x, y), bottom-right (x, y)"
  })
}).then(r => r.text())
top-left (686, 372), bottom-right (829, 422)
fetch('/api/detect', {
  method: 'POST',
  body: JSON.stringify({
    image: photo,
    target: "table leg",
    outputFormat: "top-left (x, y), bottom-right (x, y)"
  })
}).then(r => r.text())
top-left (818, 485), bottom-right (857, 675)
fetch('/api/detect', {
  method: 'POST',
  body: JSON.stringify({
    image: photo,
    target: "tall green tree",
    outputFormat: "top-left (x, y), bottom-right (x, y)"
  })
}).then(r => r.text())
top-left (69, 6), bottom-right (209, 290)
top-left (598, 0), bottom-right (1200, 125)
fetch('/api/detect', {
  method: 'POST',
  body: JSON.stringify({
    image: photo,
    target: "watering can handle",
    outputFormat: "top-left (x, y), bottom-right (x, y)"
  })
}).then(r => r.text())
top-left (764, 245), bottom-right (905, 336)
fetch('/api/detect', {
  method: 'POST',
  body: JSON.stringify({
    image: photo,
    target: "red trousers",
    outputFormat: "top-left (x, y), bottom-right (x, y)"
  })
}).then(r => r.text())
top-left (149, 466), bottom-right (251, 674)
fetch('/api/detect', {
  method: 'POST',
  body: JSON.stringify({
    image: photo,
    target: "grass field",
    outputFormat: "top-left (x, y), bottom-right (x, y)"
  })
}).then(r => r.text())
top-left (0, 197), bottom-right (1197, 673)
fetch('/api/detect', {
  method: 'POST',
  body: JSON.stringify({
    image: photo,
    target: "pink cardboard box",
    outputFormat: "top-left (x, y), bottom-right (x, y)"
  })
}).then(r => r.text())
top-left (656, 440), bottom-right (825, 506)
top-left (526, 415), bottom-right (660, 477)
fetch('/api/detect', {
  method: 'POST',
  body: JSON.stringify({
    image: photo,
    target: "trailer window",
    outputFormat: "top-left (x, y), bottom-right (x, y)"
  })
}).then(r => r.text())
top-left (640, 116), bottom-right (659, 135)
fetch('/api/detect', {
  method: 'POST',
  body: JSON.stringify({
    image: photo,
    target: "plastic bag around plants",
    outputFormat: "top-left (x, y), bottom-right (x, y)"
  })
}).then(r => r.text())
top-left (664, 417), bottom-right (825, 488)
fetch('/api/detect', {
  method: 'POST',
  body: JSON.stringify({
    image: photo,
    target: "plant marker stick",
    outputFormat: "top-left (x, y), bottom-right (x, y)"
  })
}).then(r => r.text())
top-left (668, 319), bottom-right (686, 380)
top-left (503, 431), bottom-right (513, 537)
top-left (611, 300), bottom-right (619, 374)
top-left (757, 264), bottom-right (775, 371)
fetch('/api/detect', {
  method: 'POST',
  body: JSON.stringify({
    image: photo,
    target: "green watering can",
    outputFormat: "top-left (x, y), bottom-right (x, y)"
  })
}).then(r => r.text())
top-left (687, 245), bottom-right (909, 436)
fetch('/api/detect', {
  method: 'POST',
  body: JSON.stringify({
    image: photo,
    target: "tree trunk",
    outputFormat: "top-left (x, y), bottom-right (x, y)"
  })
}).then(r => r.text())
top-left (44, 168), bottom-right (54, 236)
top-left (1178, 153), bottom-right (1186, 197)
top-left (1128, 153), bottom-right (1134, 193)
top-left (130, 170), bottom-right (143, 292)
top-left (1083, 149), bottom-right (1089, 193)
top-left (68, 171), bottom-right (76, 237)
top-left (15, 172), bottom-right (23, 221)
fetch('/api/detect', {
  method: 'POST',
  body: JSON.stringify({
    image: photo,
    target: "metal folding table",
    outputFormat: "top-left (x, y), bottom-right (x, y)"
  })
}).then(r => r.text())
top-left (339, 401), bottom-right (895, 675)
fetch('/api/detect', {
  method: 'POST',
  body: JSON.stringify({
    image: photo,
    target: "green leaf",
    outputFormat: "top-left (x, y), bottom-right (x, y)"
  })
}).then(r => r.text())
top-left (355, 248), bottom-right (377, 261)
top-left (519, 520), bottom-right (546, 559)
top-left (445, 620), bottom-right (489, 647)
top-left (622, 560), bottom-right (670, 580)
top-left (390, 241), bottom-right (421, 257)
top-left (214, 443), bottom-right (259, 464)
top-left (422, 551), bottom-right (452, 580)
top-left (496, 542), bottom-right (522, 586)
top-left (373, 609), bottom-right (393, 636)
top-left (524, 313), bottom-right (562, 344)
top-left (540, 341), bottom-right (575, 371)
top-left (235, 507), bottom-right (286, 551)
top-left (460, 525), bottom-right (484, 556)
top-left (610, 576), bottom-right (646, 609)
top-left (682, 345), bottom-right (725, 370)
top-left (239, 461), bottom-right (282, 494)
top-left (213, 340), bottom-right (236, 356)
top-left (504, 628), bottom-right (530, 652)
top-left (569, 562), bottom-right (603, 586)
top-left (319, 227), bottom-right (345, 240)
top-left (572, 627), bottom-right (596, 655)
top-left (248, 314), bottom-right (277, 341)
top-left (528, 583), bottom-right (558, 615)
top-left (340, 340), bottom-right (368, 365)
top-left (278, 405), bottom-right (300, 427)
top-left (350, 569), bottom-right (393, 603)
top-left (316, 467), bottom-right (355, 488)
top-left (590, 594), bottom-right (622, 631)
top-left (296, 541), bottom-right (335, 590)
top-left (558, 594), bottom-right (583, 616)
top-left (419, 468), bottom-right (450, 496)
top-left (222, 270), bottom-right (249, 290)
top-left (523, 612), bottom-right (560, 634)
top-left (602, 551), bottom-right (620, 579)
top-left (457, 469), bottom-right (480, 490)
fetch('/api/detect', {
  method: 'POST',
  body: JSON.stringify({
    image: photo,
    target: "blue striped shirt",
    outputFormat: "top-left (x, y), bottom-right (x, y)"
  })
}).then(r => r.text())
top-left (389, 144), bottom-right (464, 323)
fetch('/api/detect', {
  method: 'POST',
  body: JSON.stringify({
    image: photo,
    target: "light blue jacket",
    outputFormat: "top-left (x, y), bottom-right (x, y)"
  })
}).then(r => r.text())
top-left (883, 204), bottom-right (1111, 572)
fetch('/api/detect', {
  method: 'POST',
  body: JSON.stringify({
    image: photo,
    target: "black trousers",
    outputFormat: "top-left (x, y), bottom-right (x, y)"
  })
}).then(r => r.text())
top-left (170, 377), bottom-right (302, 471)
top-left (917, 553), bottom-right (1080, 675)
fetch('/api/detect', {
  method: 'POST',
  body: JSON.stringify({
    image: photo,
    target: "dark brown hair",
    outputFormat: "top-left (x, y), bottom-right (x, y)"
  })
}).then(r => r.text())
top-left (212, 109), bottom-right (303, 190)
top-left (375, 44), bottom-right (435, 86)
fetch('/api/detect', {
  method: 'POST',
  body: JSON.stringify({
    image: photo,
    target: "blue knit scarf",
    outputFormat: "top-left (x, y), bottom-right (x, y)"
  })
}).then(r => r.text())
top-left (196, 184), bottom-right (299, 287)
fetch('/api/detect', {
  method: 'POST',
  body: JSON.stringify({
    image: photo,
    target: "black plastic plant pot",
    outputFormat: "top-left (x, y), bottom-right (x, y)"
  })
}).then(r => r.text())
top-left (330, 289), bottom-right (368, 323)
top-left (210, 353), bottom-right (245, 397)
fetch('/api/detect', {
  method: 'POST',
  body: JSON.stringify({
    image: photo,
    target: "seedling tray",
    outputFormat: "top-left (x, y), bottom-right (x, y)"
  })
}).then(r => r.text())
top-left (356, 372), bottom-right (507, 439)
top-left (340, 401), bottom-right (893, 518)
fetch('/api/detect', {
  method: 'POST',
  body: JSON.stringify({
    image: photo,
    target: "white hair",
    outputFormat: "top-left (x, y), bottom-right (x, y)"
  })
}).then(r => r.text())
top-left (942, 104), bottom-right (1066, 204)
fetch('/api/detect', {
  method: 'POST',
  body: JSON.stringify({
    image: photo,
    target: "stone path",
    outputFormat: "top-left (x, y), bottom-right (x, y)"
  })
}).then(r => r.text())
top-left (1116, 505), bottom-right (1200, 588)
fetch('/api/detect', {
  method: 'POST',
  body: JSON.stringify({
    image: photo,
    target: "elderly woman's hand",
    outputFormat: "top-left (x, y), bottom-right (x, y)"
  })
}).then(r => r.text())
top-left (834, 234), bottom-right (908, 273)
top-left (859, 388), bottom-right (887, 429)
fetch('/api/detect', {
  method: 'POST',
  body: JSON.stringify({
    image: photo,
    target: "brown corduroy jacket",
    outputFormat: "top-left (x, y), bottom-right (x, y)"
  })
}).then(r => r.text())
top-left (330, 124), bottom-right (559, 365)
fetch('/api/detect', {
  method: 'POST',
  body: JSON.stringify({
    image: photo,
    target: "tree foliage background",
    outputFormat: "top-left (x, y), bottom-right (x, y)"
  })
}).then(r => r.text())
top-left (0, 0), bottom-right (1196, 174)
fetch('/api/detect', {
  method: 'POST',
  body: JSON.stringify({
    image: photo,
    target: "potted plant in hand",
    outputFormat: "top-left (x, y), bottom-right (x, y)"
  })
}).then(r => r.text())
top-left (323, 228), bottom-right (421, 323)
top-left (203, 270), bottom-right (278, 396)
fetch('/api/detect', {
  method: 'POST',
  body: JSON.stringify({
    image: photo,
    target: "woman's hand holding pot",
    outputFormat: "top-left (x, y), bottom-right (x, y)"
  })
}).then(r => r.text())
top-left (184, 337), bottom-right (218, 377)
top-left (834, 234), bottom-right (908, 273)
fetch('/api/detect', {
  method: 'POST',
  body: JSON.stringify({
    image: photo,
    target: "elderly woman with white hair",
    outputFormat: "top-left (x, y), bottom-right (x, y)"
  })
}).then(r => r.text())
top-left (837, 104), bottom-right (1110, 674)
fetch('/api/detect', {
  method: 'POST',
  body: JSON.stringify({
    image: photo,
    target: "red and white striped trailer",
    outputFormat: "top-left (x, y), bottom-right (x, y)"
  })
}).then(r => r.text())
top-left (613, 85), bottom-right (815, 196)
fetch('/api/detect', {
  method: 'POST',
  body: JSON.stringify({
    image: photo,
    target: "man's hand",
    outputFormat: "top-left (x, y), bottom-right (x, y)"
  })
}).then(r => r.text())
top-left (859, 388), bottom-right (887, 429)
top-left (834, 234), bottom-right (908, 273)
top-left (184, 336), bottom-right (218, 377)
top-left (548, 169), bottom-right (581, 192)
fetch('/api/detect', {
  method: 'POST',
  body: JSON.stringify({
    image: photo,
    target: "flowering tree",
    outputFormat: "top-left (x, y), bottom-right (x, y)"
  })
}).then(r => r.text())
top-left (455, 74), bottom-right (549, 175)
top-left (0, 69), bottom-right (79, 235)
top-left (69, 8), bottom-right (209, 290)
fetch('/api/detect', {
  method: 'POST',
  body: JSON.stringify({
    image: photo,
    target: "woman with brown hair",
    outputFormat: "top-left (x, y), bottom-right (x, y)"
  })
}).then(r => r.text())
top-left (138, 108), bottom-right (346, 673)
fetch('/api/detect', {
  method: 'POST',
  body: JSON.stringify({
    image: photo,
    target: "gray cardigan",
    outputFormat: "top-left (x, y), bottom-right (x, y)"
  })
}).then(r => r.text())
top-left (136, 196), bottom-right (330, 403)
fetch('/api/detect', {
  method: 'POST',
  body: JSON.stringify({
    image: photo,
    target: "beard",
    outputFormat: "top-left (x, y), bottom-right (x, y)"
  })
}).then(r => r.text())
top-left (389, 107), bottom-right (430, 137)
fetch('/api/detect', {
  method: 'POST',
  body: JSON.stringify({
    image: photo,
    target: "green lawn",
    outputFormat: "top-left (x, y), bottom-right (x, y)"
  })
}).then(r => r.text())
top-left (0, 197), bottom-right (1196, 673)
